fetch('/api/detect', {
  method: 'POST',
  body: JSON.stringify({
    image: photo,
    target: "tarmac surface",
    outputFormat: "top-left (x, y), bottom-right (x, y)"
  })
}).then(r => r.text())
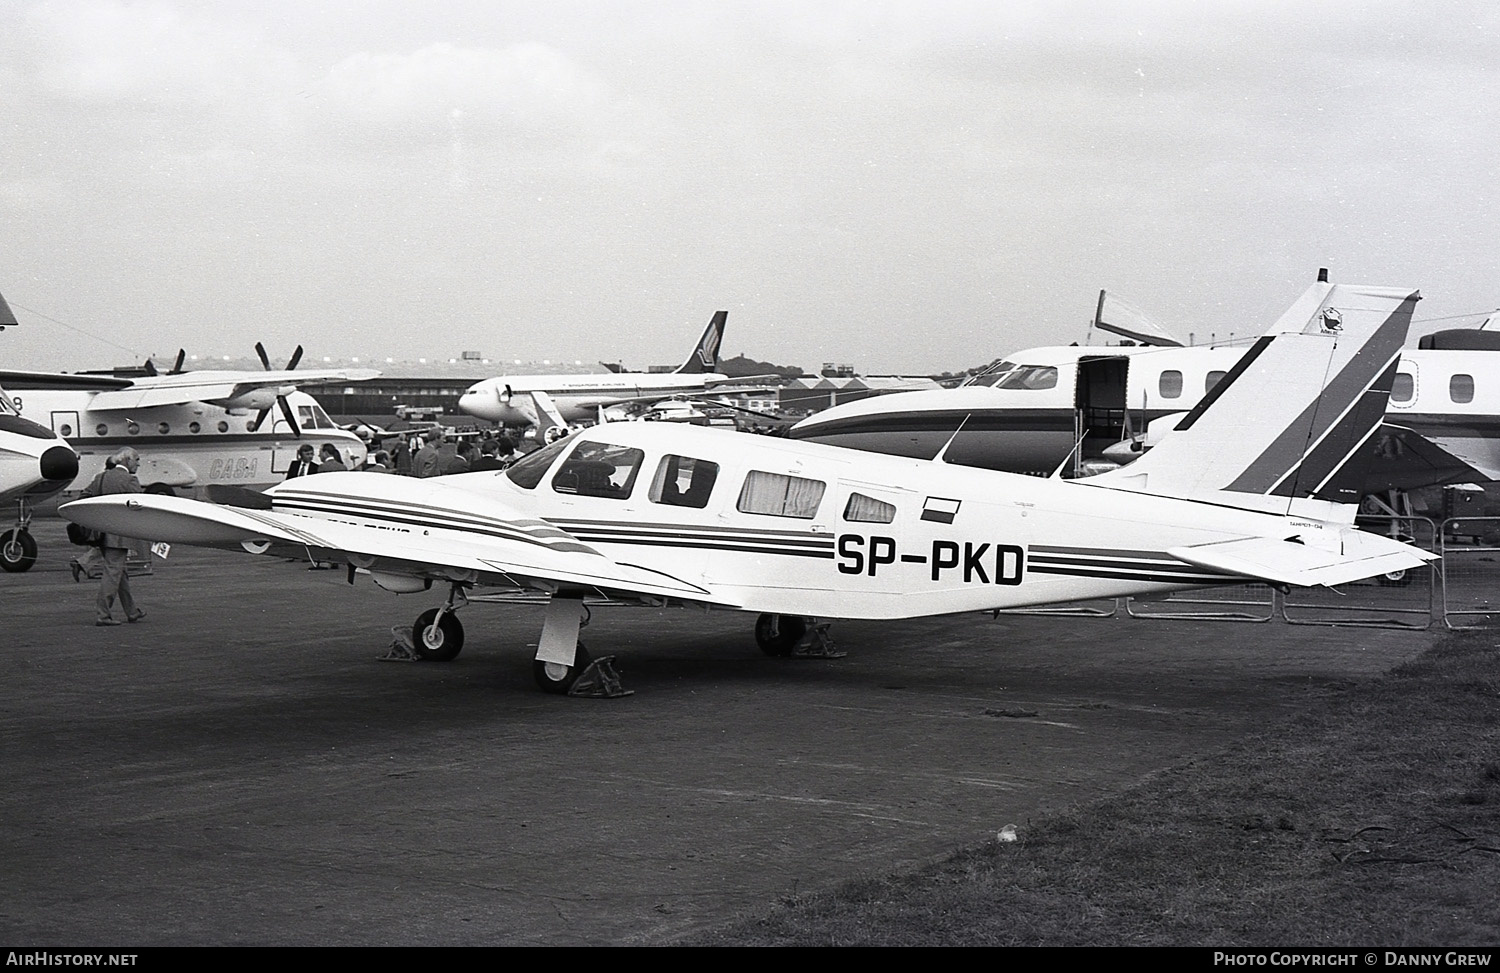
top-left (2, 516), bottom-right (1440, 945)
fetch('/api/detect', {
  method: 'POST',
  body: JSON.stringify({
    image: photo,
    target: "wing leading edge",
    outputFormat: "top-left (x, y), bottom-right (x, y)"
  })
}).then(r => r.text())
top-left (61, 491), bottom-right (720, 604)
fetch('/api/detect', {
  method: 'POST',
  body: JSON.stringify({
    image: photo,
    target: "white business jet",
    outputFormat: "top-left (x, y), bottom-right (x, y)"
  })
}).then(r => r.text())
top-left (63, 280), bottom-right (1432, 695)
top-left (458, 311), bottom-right (739, 441)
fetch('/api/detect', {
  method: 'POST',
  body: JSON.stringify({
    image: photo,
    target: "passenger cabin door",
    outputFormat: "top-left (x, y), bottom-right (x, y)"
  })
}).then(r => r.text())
top-left (1072, 356), bottom-right (1129, 476)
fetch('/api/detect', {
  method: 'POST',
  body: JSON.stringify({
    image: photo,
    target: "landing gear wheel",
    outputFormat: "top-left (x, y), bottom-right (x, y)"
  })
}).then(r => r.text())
top-left (1377, 567), bottom-right (1415, 587)
top-left (533, 642), bottom-right (592, 695)
top-left (0, 528), bottom-right (37, 573)
top-left (755, 613), bottom-right (807, 657)
top-left (411, 608), bottom-right (464, 661)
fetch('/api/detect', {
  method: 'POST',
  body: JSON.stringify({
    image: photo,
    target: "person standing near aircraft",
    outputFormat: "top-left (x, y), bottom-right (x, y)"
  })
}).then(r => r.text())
top-left (317, 443), bottom-right (347, 473)
top-left (468, 440), bottom-right (507, 471)
top-left (411, 431), bottom-right (443, 477)
top-left (285, 444), bottom-right (318, 479)
top-left (87, 447), bottom-right (145, 627)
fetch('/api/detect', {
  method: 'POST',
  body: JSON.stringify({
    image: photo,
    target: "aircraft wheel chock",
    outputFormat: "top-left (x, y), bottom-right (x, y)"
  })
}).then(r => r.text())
top-left (754, 613), bottom-right (806, 657)
top-left (0, 528), bottom-right (37, 573)
top-left (534, 642), bottom-right (592, 694)
top-left (412, 608), bottom-right (464, 662)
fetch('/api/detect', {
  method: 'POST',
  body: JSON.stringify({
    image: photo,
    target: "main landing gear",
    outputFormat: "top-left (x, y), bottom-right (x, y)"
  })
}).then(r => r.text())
top-left (531, 595), bottom-right (629, 697)
top-left (1, 500), bottom-right (38, 573)
top-left (754, 614), bottom-right (842, 658)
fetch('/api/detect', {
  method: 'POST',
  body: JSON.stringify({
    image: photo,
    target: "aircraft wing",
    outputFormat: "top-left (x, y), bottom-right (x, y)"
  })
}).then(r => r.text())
top-left (61, 491), bottom-right (720, 604)
top-left (1168, 530), bottom-right (1436, 589)
top-left (85, 368), bottom-right (381, 411)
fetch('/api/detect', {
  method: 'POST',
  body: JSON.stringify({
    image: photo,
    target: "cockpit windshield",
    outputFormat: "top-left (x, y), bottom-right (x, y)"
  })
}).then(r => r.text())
top-left (298, 403), bottom-right (336, 430)
top-left (504, 437), bottom-right (574, 489)
top-left (963, 360), bottom-right (1059, 390)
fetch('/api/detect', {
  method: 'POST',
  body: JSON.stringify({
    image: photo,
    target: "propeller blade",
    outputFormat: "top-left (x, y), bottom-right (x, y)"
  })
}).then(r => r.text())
top-left (252, 406), bottom-right (272, 431)
top-left (254, 342), bottom-right (272, 371)
top-left (142, 358), bottom-right (158, 377)
top-left (277, 395), bottom-right (301, 438)
top-left (285, 346), bottom-right (303, 371)
top-left (171, 349), bottom-right (186, 374)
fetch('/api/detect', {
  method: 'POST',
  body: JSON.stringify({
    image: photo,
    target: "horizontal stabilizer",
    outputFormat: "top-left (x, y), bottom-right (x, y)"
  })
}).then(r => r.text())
top-left (1168, 531), bottom-right (1435, 589)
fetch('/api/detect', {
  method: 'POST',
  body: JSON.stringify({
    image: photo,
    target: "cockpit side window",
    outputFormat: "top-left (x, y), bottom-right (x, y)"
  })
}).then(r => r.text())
top-left (504, 437), bottom-right (573, 489)
top-left (649, 455), bottom-right (719, 509)
top-left (737, 471), bottom-right (826, 519)
top-left (1391, 372), bottom-right (1415, 404)
top-left (1158, 370), bottom-right (1184, 399)
top-left (551, 441), bottom-right (644, 499)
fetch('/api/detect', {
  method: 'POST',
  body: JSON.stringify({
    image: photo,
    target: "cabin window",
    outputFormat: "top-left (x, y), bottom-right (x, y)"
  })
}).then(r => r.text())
top-left (1205, 370), bottom-right (1226, 394)
top-left (1391, 373), bottom-right (1415, 404)
top-left (96, 424), bottom-right (108, 437)
top-left (649, 455), bottom-right (719, 509)
top-left (737, 470), bottom-right (826, 519)
top-left (158, 422), bottom-right (170, 434)
top-left (1158, 370), bottom-right (1183, 399)
top-left (189, 422), bottom-right (201, 434)
top-left (217, 421), bottom-right (229, 433)
top-left (59, 424), bottom-right (73, 437)
top-left (126, 422), bottom-right (139, 436)
top-left (1450, 374), bottom-right (1475, 404)
top-left (843, 492), bottom-right (896, 524)
top-left (551, 441), bottom-right (644, 499)
top-left (504, 437), bottom-right (573, 489)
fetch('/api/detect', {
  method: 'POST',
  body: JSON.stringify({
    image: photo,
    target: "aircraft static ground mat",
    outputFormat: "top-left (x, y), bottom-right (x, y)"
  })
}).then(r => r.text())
top-left (65, 280), bottom-right (1432, 695)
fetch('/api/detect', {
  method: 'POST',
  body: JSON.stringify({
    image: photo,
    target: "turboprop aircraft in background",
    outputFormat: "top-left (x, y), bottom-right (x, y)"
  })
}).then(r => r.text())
top-left (458, 310), bottom-right (751, 441)
top-left (64, 278), bottom-right (1432, 695)
top-left (0, 338), bottom-right (378, 499)
top-left (790, 278), bottom-right (1500, 504)
top-left (0, 380), bottom-right (78, 571)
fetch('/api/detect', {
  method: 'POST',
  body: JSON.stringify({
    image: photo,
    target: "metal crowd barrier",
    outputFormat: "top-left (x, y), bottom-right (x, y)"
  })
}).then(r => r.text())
top-left (1437, 515), bottom-right (1500, 630)
top-left (1125, 583), bottom-right (1275, 622)
top-left (1278, 514), bottom-right (1436, 630)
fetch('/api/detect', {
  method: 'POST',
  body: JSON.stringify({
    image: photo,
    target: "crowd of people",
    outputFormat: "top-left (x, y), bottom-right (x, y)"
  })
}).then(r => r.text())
top-left (290, 428), bottom-right (520, 481)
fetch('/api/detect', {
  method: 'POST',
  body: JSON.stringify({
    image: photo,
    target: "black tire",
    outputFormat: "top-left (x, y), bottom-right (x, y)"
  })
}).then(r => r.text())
top-left (0, 528), bottom-right (37, 573)
top-left (533, 642), bottom-right (592, 695)
top-left (754, 613), bottom-right (806, 657)
top-left (1376, 567), bottom-right (1416, 587)
top-left (411, 608), bottom-right (464, 661)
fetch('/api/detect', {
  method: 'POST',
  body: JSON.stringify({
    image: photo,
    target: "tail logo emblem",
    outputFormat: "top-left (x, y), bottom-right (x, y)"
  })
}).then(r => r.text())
top-left (1319, 307), bottom-right (1343, 334)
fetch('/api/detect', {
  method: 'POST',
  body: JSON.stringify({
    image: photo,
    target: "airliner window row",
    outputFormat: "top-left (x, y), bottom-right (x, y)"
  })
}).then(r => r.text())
top-left (1389, 372), bottom-right (1477, 406)
top-left (1156, 370), bottom-right (1227, 400)
top-left (92, 420), bottom-right (240, 436)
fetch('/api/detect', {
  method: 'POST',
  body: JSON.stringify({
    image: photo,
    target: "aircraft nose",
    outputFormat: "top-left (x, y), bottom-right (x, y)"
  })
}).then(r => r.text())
top-left (40, 445), bottom-right (79, 482)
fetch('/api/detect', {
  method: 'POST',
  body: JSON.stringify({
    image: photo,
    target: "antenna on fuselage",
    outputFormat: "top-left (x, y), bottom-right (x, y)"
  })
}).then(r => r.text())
top-left (932, 415), bottom-right (971, 465)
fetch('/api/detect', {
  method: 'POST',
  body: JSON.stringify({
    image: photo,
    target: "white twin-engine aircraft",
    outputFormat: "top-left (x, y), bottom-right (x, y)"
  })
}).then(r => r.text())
top-left (64, 280), bottom-right (1434, 695)
top-left (457, 311), bottom-right (738, 440)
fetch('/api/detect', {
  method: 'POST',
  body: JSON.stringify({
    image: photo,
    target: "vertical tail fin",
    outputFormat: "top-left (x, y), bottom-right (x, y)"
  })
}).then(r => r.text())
top-left (674, 311), bottom-right (727, 374)
top-left (1085, 280), bottom-right (1420, 518)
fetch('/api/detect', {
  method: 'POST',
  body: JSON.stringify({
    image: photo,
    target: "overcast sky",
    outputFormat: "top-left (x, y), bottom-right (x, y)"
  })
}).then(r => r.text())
top-left (2, 1), bottom-right (1495, 374)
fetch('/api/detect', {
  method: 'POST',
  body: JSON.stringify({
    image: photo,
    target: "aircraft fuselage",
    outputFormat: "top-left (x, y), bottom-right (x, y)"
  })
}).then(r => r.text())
top-left (10, 388), bottom-right (367, 495)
